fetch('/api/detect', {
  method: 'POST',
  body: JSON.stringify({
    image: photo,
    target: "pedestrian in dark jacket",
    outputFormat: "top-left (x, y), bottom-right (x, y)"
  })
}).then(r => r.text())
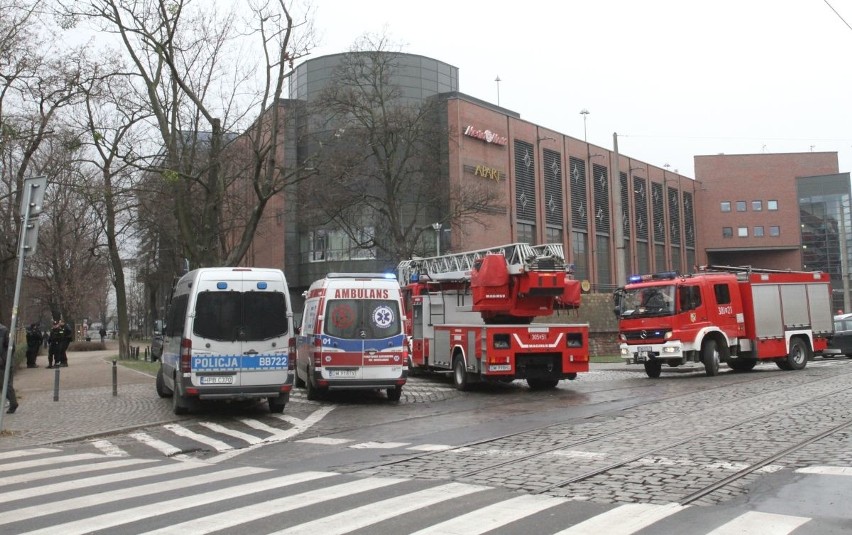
top-left (1, 322), bottom-right (18, 414)
top-left (57, 319), bottom-right (72, 367)
top-left (25, 323), bottom-right (42, 368)
top-left (47, 320), bottom-right (62, 368)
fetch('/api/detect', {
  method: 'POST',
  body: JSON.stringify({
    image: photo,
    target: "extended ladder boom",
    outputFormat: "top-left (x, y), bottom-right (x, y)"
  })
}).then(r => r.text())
top-left (397, 243), bottom-right (568, 284)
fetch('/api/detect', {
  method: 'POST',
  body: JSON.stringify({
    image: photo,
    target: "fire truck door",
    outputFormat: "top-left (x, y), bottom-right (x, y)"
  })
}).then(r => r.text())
top-left (710, 281), bottom-right (741, 338)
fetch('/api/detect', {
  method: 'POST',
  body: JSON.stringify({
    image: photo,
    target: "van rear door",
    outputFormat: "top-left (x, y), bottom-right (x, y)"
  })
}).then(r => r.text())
top-left (190, 270), bottom-right (290, 387)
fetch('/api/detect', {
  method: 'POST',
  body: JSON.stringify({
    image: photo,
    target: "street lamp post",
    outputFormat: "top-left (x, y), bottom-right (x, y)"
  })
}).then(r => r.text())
top-left (432, 222), bottom-right (443, 256)
top-left (580, 109), bottom-right (589, 142)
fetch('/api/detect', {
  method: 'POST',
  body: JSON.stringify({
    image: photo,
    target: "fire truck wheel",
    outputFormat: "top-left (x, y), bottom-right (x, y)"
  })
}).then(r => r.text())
top-left (527, 378), bottom-right (559, 390)
top-left (785, 338), bottom-right (810, 370)
top-left (453, 356), bottom-right (470, 391)
top-left (702, 339), bottom-right (721, 377)
top-left (644, 360), bottom-right (662, 378)
top-left (386, 386), bottom-right (402, 402)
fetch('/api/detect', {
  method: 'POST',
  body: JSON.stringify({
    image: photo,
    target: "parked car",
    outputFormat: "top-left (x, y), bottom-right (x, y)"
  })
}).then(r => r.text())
top-left (823, 313), bottom-right (852, 358)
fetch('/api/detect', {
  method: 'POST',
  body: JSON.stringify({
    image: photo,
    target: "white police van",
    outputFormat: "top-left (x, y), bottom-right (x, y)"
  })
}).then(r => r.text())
top-left (156, 267), bottom-right (295, 414)
top-left (296, 273), bottom-right (407, 401)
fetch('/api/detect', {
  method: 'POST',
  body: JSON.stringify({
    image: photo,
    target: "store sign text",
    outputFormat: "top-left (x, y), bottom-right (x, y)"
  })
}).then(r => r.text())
top-left (474, 165), bottom-right (501, 181)
top-left (464, 125), bottom-right (508, 146)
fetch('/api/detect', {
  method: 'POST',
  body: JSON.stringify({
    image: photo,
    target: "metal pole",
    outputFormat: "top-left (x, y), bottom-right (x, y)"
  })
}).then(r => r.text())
top-left (53, 368), bottom-right (60, 401)
top-left (0, 183), bottom-right (34, 430)
top-left (112, 360), bottom-right (117, 396)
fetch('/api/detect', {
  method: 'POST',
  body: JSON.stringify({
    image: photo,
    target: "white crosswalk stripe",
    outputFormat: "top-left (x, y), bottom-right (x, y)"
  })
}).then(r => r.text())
top-left (0, 450), bottom-right (835, 534)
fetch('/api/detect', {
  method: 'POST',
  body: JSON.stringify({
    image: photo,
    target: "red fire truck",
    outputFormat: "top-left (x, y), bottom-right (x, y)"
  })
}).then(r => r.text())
top-left (613, 266), bottom-right (834, 378)
top-left (397, 243), bottom-right (589, 390)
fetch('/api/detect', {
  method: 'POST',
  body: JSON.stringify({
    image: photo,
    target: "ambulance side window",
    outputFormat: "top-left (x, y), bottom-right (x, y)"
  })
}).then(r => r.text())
top-left (679, 286), bottom-right (702, 311)
top-left (714, 284), bottom-right (731, 305)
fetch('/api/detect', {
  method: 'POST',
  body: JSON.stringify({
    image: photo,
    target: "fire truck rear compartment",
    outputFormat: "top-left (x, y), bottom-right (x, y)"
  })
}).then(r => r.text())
top-left (515, 353), bottom-right (563, 379)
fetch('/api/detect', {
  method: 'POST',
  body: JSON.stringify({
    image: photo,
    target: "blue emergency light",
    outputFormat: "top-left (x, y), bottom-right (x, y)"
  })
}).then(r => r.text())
top-left (257, 281), bottom-right (268, 289)
top-left (216, 282), bottom-right (228, 289)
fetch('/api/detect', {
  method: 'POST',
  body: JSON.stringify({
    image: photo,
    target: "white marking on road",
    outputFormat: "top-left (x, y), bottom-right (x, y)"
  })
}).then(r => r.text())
top-left (198, 421), bottom-right (264, 445)
top-left (238, 417), bottom-right (286, 435)
top-left (350, 441), bottom-right (410, 449)
top-left (270, 481), bottom-right (489, 535)
top-left (0, 448), bottom-right (58, 460)
top-left (205, 405), bottom-right (336, 463)
top-left (549, 450), bottom-right (607, 459)
top-left (140, 475), bottom-right (406, 535)
top-left (1, 465), bottom-right (269, 528)
top-left (0, 459), bottom-right (205, 503)
top-left (1, 458), bottom-right (154, 485)
top-left (297, 437), bottom-right (353, 445)
top-left (129, 431), bottom-right (184, 457)
top-left (0, 453), bottom-right (105, 473)
top-left (90, 439), bottom-right (128, 457)
top-left (18, 471), bottom-right (335, 535)
top-left (408, 443), bottom-right (453, 451)
top-left (706, 511), bottom-right (810, 534)
top-left (553, 502), bottom-right (687, 535)
top-left (411, 494), bottom-right (567, 534)
top-left (797, 465), bottom-right (852, 476)
top-left (164, 423), bottom-right (233, 452)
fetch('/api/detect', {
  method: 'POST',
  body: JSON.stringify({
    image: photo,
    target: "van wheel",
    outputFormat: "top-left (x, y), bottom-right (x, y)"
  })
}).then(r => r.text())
top-left (305, 371), bottom-right (322, 401)
top-left (156, 366), bottom-right (172, 398)
top-left (294, 365), bottom-right (305, 388)
top-left (453, 356), bottom-right (469, 391)
top-left (172, 377), bottom-right (190, 415)
top-left (268, 396), bottom-right (286, 413)
top-left (386, 386), bottom-right (402, 402)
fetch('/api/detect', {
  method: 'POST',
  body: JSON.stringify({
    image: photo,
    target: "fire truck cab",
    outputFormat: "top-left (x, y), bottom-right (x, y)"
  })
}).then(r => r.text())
top-left (614, 267), bottom-right (834, 378)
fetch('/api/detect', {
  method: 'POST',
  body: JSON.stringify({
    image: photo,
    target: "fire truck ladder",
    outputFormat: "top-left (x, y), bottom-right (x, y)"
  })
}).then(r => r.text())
top-left (397, 243), bottom-right (568, 285)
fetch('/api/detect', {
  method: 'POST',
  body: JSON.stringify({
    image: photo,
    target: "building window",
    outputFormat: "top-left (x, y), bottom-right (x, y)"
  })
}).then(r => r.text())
top-left (722, 227), bottom-right (733, 238)
top-left (736, 201), bottom-right (747, 212)
top-left (768, 200), bottom-right (778, 211)
top-left (572, 231), bottom-right (588, 281)
top-left (720, 201), bottom-right (731, 212)
top-left (754, 226), bottom-right (764, 237)
top-left (769, 225), bottom-right (780, 236)
top-left (545, 227), bottom-right (563, 244)
top-left (737, 227), bottom-right (748, 237)
top-left (752, 200), bottom-right (762, 211)
top-left (517, 222), bottom-right (536, 244)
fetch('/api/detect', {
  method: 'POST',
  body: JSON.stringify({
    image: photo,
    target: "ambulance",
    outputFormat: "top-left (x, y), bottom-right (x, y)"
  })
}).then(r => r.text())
top-left (296, 273), bottom-right (407, 401)
top-left (156, 267), bottom-right (295, 414)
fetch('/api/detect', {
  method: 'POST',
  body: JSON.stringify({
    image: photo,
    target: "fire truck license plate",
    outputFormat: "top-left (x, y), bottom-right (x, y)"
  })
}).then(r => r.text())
top-left (637, 346), bottom-right (652, 361)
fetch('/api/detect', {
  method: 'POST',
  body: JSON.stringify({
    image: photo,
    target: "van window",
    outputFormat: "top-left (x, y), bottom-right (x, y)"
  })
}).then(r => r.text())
top-left (166, 294), bottom-right (189, 337)
top-left (194, 291), bottom-right (289, 341)
top-left (324, 299), bottom-right (402, 339)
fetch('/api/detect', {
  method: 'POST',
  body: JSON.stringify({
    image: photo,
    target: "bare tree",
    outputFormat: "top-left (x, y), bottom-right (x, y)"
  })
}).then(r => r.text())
top-left (305, 34), bottom-right (504, 261)
top-left (59, 0), bottom-right (316, 269)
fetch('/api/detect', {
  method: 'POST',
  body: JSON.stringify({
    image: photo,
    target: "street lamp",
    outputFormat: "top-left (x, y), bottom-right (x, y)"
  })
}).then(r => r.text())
top-left (432, 222), bottom-right (443, 256)
top-left (580, 109), bottom-right (589, 142)
top-left (494, 76), bottom-right (501, 106)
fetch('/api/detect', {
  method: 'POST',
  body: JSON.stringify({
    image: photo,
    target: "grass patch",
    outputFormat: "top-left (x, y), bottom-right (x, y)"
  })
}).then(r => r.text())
top-left (105, 356), bottom-right (159, 377)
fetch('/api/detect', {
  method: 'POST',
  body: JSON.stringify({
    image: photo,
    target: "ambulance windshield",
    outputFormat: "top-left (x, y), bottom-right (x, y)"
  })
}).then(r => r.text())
top-left (324, 299), bottom-right (402, 339)
top-left (618, 285), bottom-right (676, 318)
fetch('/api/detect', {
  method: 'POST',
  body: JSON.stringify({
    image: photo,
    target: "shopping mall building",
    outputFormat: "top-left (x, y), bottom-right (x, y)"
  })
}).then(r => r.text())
top-left (237, 51), bottom-right (850, 319)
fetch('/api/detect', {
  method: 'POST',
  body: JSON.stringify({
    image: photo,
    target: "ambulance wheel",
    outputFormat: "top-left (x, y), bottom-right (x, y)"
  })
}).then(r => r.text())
top-left (268, 396), bottom-right (286, 413)
top-left (305, 372), bottom-right (323, 401)
top-left (172, 378), bottom-right (190, 415)
top-left (294, 365), bottom-right (305, 388)
top-left (386, 386), bottom-right (402, 402)
top-left (785, 338), bottom-right (810, 370)
top-left (527, 378), bottom-right (559, 390)
top-left (156, 366), bottom-right (172, 398)
top-left (453, 356), bottom-right (470, 391)
top-left (702, 339), bottom-right (721, 377)
top-left (644, 360), bottom-right (662, 378)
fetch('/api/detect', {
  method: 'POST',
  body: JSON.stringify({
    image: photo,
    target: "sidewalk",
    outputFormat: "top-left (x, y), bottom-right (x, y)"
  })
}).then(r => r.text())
top-left (0, 340), bottom-right (176, 451)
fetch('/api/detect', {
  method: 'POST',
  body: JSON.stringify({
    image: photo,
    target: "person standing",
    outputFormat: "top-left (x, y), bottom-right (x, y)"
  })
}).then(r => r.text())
top-left (25, 323), bottom-right (42, 368)
top-left (57, 319), bottom-right (72, 367)
top-left (99, 327), bottom-right (106, 343)
top-left (0, 321), bottom-right (18, 414)
top-left (47, 320), bottom-right (62, 369)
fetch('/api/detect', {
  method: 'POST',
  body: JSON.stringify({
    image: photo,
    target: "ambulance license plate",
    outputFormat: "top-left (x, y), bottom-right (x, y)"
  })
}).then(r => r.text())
top-left (200, 376), bottom-right (233, 384)
top-left (329, 369), bottom-right (357, 378)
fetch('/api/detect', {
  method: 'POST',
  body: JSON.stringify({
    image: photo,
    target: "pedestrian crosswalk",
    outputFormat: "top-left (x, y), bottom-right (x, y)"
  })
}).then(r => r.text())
top-left (0, 448), bottom-right (831, 534)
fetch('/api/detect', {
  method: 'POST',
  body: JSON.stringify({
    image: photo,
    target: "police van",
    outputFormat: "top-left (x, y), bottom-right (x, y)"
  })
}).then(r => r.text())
top-left (296, 273), bottom-right (407, 401)
top-left (156, 267), bottom-right (295, 414)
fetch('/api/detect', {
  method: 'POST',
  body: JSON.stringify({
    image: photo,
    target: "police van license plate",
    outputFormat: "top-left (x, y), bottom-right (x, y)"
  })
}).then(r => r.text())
top-left (200, 376), bottom-right (234, 384)
top-left (329, 369), bottom-right (357, 378)
top-left (637, 346), bottom-right (652, 361)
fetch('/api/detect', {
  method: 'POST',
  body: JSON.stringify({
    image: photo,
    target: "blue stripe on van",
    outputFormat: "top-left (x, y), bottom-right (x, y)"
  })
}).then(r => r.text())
top-left (191, 354), bottom-right (289, 371)
top-left (319, 334), bottom-right (406, 352)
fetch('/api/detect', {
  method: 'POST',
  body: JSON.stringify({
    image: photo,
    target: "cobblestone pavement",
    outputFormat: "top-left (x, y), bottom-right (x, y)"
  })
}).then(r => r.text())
top-left (358, 359), bottom-right (852, 506)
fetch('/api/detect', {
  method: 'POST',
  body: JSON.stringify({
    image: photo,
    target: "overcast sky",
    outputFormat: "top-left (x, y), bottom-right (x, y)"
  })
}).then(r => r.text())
top-left (307, 0), bottom-right (852, 179)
